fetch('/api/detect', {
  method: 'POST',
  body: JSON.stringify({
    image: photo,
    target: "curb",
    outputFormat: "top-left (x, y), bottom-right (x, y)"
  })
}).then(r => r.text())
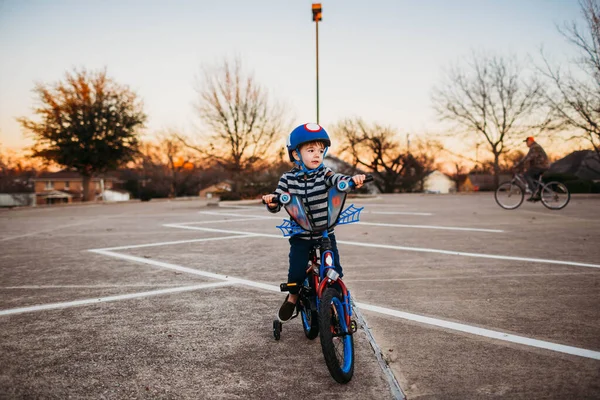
top-left (352, 301), bottom-right (406, 400)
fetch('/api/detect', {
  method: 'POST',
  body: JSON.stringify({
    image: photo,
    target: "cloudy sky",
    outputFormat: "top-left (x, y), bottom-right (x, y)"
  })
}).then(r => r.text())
top-left (0, 0), bottom-right (584, 157)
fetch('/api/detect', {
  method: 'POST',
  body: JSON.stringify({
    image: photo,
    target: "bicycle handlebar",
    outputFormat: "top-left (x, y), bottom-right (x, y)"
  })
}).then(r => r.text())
top-left (340, 174), bottom-right (373, 192)
top-left (262, 174), bottom-right (374, 206)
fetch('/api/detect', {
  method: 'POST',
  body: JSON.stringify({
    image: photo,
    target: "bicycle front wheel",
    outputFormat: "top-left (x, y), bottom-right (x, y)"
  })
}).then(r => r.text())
top-left (319, 287), bottom-right (354, 384)
top-left (495, 182), bottom-right (524, 210)
top-left (541, 181), bottom-right (570, 210)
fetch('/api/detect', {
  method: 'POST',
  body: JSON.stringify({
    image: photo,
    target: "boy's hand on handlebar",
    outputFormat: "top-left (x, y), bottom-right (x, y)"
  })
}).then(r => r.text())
top-left (262, 194), bottom-right (278, 208)
top-left (352, 174), bottom-right (366, 188)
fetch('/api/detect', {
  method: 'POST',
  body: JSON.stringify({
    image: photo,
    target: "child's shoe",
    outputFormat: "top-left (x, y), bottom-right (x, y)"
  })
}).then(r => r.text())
top-left (278, 295), bottom-right (296, 322)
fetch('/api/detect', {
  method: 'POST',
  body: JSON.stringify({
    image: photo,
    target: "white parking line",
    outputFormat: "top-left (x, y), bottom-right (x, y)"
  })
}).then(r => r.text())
top-left (369, 211), bottom-right (433, 216)
top-left (217, 205), bottom-right (261, 210)
top-left (0, 281), bottom-right (234, 316)
top-left (85, 245), bottom-right (600, 361)
top-left (199, 211), bottom-right (271, 219)
top-left (355, 302), bottom-right (600, 360)
top-left (359, 221), bottom-right (503, 233)
top-left (197, 211), bottom-right (503, 233)
top-left (89, 249), bottom-right (282, 293)
top-left (3, 284), bottom-right (189, 289)
top-left (176, 218), bottom-right (267, 225)
top-left (94, 234), bottom-right (258, 251)
top-left (163, 224), bottom-right (600, 270)
top-left (347, 271), bottom-right (600, 282)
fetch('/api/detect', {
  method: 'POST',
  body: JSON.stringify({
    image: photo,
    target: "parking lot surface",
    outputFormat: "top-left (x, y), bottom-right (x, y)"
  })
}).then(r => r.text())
top-left (1, 193), bottom-right (599, 399)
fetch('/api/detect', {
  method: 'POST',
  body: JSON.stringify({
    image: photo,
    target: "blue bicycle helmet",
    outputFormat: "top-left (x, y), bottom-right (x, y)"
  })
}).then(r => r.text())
top-left (286, 123), bottom-right (331, 162)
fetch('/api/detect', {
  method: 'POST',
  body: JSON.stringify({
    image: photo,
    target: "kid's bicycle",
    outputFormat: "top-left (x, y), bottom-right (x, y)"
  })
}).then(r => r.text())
top-left (495, 173), bottom-right (570, 210)
top-left (267, 175), bottom-right (373, 384)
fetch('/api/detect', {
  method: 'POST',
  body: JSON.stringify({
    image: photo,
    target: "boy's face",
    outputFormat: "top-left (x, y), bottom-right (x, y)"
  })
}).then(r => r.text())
top-left (293, 142), bottom-right (325, 169)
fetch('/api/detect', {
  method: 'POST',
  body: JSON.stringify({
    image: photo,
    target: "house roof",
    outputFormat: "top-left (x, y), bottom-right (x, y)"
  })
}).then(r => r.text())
top-left (424, 170), bottom-right (452, 180)
top-left (549, 150), bottom-right (600, 180)
top-left (324, 155), bottom-right (368, 174)
top-left (33, 170), bottom-right (118, 181)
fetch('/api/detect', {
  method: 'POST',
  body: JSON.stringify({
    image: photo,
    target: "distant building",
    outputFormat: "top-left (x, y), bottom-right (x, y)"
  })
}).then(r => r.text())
top-left (198, 181), bottom-right (233, 199)
top-left (460, 174), bottom-right (511, 192)
top-left (549, 150), bottom-right (600, 181)
top-left (31, 170), bottom-right (127, 204)
top-left (422, 170), bottom-right (454, 194)
top-left (323, 155), bottom-right (380, 194)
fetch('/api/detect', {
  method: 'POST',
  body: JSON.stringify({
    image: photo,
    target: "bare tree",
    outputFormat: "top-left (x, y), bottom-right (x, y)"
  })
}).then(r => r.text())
top-left (334, 118), bottom-right (437, 193)
top-left (135, 134), bottom-right (201, 199)
top-left (432, 53), bottom-right (546, 187)
top-left (158, 132), bottom-right (198, 198)
top-left (539, 0), bottom-right (600, 162)
top-left (186, 58), bottom-right (288, 193)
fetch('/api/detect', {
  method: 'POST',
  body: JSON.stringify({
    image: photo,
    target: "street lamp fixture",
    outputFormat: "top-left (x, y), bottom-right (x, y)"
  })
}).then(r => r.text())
top-left (312, 3), bottom-right (322, 123)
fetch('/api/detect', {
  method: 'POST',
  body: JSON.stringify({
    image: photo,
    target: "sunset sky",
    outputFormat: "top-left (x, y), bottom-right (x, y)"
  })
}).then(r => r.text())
top-left (0, 0), bottom-right (585, 160)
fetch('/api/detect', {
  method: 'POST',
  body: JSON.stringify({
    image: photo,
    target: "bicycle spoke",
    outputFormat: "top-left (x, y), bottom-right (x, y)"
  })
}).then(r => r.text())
top-left (541, 182), bottom-right (570, 210)
top-left (495, 181), bottom-right (524, 209)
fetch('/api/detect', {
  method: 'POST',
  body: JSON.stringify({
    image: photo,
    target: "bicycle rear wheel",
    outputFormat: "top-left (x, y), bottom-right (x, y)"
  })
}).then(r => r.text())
top-left (300, 290), bottom-right (319, 339)
top-left (495, 182), bottom-right (524, 210)
top-left (319, 287), bottom-right (354, 383)
top-left (541, 181), bottom-right (570, 210)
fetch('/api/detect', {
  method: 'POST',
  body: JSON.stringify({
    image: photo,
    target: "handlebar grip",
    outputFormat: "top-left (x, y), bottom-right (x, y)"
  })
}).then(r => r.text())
top-left (262, 193), bottom-right (291, 206)
top-left (337, 174), bottom-right (375, 192)
top-left (262, 194), bottom-right (280, 206)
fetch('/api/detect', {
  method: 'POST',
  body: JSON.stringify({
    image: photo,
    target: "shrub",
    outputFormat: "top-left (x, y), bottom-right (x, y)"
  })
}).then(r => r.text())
top-left (217, 191), bottom-right (242, 201)
top-left (561, 180), bottom-right (592, 193)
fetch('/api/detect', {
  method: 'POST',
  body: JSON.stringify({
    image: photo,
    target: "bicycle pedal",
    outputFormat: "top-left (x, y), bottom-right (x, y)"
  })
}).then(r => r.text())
top-left (350, 320), bottom-right (358, 333)
top-left (280, 282), bottom-right (297, 292)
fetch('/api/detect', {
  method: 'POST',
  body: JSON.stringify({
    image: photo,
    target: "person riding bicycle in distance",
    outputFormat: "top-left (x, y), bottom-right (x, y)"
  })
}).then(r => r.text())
top-left (262, 123), bottom-right (366, 323)
top-left (514, 136), bottom-right (551, 202)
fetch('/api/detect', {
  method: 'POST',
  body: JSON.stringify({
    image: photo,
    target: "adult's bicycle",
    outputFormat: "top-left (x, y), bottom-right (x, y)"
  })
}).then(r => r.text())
top-left (267, 175), bottom-right (373, 383)
top-left (495, 173), bottom-right (570, 210)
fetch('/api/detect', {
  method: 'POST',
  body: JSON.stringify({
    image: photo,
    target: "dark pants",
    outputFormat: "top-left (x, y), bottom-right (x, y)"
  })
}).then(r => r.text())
top-left (287, 234), bottom-right (343, 294)
top-left (524, 167), bottom-right (546, 196)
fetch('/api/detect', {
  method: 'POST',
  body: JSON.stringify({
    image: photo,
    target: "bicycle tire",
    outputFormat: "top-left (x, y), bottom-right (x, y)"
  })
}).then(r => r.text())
top-left (300, 295), bottom-right (319, 340)
top-left (541, 181), bottom-right (570, 210)
top-left (318, 287), bottom-right (354, 383)
top-left (494, 182), bottom-right (524, 210)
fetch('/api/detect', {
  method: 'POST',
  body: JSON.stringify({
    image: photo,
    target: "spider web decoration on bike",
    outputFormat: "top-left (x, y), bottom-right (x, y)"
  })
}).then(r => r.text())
top-left (337, 204), bottom-right (364, 225)
top-left (276, 219), bottom-right (306, 237)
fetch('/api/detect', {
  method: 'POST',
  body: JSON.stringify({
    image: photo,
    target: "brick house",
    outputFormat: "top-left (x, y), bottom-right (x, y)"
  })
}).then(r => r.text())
top-left (32, 171), bottom-right (121, 205)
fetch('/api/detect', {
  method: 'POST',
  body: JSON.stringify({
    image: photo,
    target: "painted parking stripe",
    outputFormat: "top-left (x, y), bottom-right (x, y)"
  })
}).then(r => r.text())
top-left (369, 211), bottom-right (433, 216)
top-left (162, 224), bottom-right (600, 270)
top-left (175, 218), bottom-right (267, 225)
top-left (94, 234), bottom-right (258, 251)
top-left (348, 271), bottom-right (600, 282)
top-left (359, 221), bottom-right (502, 233)
top-left (0, 281), bottom-right (233, 316)
top-left (197, 211), bottom-right (503, 233)
top-left (86, 246), bottom-right (600, 360)
top-left (199, 211), bottom-right (271, 219)
top-left (355, 302), bottom-right (600, 360)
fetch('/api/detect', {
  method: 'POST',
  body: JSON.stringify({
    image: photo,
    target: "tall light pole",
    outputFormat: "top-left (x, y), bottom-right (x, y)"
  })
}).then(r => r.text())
top-left (312, 3), bottom-right (322, 124)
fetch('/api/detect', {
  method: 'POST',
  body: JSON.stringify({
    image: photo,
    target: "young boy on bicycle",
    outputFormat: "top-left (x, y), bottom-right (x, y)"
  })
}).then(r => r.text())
top-left (262, 123), bottom-right (365, 322)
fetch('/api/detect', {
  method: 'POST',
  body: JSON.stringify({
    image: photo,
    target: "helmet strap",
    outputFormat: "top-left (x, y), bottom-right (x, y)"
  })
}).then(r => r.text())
top-left (293, 146), bottom-right (328, 176)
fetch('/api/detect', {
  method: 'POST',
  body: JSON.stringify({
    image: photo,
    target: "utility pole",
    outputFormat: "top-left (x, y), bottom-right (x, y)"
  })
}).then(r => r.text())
top-left (312, 3), bottom-right (322, 123)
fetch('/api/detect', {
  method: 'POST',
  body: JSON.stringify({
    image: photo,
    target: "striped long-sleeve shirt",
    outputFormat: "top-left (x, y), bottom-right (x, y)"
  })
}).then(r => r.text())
top-left (268, 166), bottom-right (350, 239)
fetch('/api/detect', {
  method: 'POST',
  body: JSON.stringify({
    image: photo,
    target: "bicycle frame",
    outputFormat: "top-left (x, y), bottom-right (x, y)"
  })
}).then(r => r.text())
top-left (514, 172), bottom-right (544, 188)
top-left (313, 231), bottom-right (353, 328)
top-left (275, 181), bottom-right (364, 329)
